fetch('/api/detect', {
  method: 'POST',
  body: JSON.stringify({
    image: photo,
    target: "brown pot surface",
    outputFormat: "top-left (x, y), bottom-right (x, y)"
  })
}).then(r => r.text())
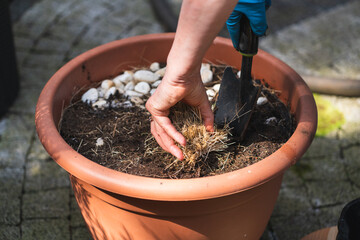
top-left (35, 33), bottom-right (317, 201)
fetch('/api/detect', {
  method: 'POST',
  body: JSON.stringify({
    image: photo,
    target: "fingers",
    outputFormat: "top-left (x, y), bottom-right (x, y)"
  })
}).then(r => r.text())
top-left (150, 120), bottom-right (184, 160)
top-left (198, 94), bottom-right (214, 132)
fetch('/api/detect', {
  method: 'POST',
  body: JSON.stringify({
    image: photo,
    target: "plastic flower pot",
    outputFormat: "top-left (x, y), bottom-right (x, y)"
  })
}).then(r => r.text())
top-left (35, 33), bottom-right (317, 240)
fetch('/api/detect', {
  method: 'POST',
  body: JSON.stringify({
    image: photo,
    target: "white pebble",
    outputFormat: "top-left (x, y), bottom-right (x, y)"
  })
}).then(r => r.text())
top-left (113, 71), bottom-right (133, 84)
top-left (155, 67), bottom-right (166, 77)
top-left (150, 62), bottom-right (160, 72)
top-left (213, 84), bottom-right (220, 93)
top-left (201, 63), bottom-right (211, 71)
top-left (104, 87), bottom-right (117, 99)
top-left (150, 89), bottom-right (156, 95)
top-left (117, 87), bottom-right (125, 95)
top-left (121, 100), bottom-right (133, 108)
top-left (124, 81), bottom-right (135, 91)
top-left (152, 80), bottom-right (161, 88)
top-left (92, 99), bottom-right (109, 109)
top-left (134, 70), bottom-right (160, 83)
top-left (257, 96), bottom-right (268, 106)
top-left (101, 79), bottom-right (114, 90)
top-left (125, 90), bottom-right (143, 97)
top-left (237, 71), bottom-right (241, 78)
top-left (112, 78), bottom-right (125, 89)
top-left (96, 138), bottom-right (104, 147)
top-left (81, 88), bottom-right (98, 104)
top-left (134, 82), bottom-right (151, 95)
top-left (264, 117), bottom-right (277, 126)
top-left (206, 89), bottom-right (216, 97)
top-left (97, 87), bottom-right (106, 98)
top-left (201, 69), bottom-right (213, 84)
top-left (131, 97), bottom-right (144, 106)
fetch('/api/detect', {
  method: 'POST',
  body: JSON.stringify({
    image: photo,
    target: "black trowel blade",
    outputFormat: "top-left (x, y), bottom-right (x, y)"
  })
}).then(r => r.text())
top-left (214, 67), bottom-right (261, 140)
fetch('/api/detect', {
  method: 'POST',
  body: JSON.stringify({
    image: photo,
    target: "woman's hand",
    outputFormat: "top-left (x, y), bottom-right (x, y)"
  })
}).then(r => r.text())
top-left (145, 64), bottom-right (214, 160)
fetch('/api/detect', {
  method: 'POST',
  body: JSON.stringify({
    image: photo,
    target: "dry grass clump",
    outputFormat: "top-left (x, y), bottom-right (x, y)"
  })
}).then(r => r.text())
top-left (146, 102), bottom-right (231, 167)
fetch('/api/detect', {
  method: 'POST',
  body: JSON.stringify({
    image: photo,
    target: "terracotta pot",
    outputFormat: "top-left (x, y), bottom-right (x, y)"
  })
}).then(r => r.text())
top-left (35, 33), bottom-right (317, 240)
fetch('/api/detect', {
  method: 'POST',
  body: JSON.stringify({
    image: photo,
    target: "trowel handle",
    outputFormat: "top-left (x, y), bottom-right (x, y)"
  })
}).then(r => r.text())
top-left (238, 15), bottom-right (259, 56)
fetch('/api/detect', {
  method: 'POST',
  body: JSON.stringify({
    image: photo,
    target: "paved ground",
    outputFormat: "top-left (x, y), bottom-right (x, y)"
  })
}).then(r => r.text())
top-left (0, 0), bottom-right (359, 239)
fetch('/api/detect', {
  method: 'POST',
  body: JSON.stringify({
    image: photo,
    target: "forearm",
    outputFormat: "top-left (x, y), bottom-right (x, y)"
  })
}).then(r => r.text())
top-left (167, 0), bottom-right (238, 74)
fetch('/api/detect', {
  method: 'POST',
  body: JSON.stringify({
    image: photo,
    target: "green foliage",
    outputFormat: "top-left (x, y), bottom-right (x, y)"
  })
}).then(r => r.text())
top-left (313, 94), bottom-right (345, 137)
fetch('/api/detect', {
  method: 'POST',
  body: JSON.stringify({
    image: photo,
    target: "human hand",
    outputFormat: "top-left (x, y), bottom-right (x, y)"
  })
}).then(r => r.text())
top-left (227, 0), bottom-right (271, 50)
top-left (145, 64), bottom-right (214, 160)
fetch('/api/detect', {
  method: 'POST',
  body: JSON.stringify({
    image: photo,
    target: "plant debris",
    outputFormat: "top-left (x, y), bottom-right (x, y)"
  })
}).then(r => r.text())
top-left (60, 64), bottom-right (295, 179)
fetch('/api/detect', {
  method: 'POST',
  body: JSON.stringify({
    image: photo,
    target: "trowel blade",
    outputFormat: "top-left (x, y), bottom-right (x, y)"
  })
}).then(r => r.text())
top-left (214, 66), bottom-right (261, 140)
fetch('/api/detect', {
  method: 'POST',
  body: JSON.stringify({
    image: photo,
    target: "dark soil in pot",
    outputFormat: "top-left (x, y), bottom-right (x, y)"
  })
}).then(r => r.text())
top-left (60, 65), bottom-right (295, 179)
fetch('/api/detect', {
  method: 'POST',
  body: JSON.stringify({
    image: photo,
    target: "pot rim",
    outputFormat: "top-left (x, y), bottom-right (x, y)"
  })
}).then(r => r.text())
top-left (35, 33), bottom-right (317, 201)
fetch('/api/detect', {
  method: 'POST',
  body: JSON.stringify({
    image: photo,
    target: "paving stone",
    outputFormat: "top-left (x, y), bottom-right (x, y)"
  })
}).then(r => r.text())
top-left (0, 193), bottom-right (21, 225)
top-left (10, 87), bottom-right (44, 115)
top-left (343, 145), bottom-right (360, 185)
top-left (25, 161), bottom-right (70, 192)
top-left (71, 226), bottom-right (92, 240)
top-left (302, 136), bottom-right (341, 159)
top-left (0, 114), bottom-right (33, 167)
top-left (18, 66), bottom-right (54, 90)
top-left (315, 204), bottom-right (345, 229)
top-left (34, 38), bottom-right (73, 54)
top-left (294, 155), bottom-right (347, 181)
top-left (23, 52), bottom-right (64, 69)
top-left (22, 219), bottom-right (70, 240)
top-left (22, 189), bottom-right (70, 219)
top-left (0, 225), bottom-right (21, 240)
top-left (306, 180), bottom-right (358, 208)
top-left (283, 166), bottom-right (304, 187)
top-left (0, 167), bottom-right (23, 197)
top-left (261, 1), bottom-right (360, 79)
top-left (270, 185), bottom-right (319, 240)
top-left (13, 36), bottom-right (34, 50)
top-left (27, 135), bottom-right (52, 162)
top-left (70, 196), bottom-right (86, 227)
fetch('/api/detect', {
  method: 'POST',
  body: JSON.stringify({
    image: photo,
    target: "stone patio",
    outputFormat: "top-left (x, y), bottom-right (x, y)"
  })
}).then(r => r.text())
top-left (0, 0), bottom-right (359, 239)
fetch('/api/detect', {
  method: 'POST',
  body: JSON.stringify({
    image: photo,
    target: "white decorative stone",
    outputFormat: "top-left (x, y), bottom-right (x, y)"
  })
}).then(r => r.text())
top-left (81, 88), bottom-right (98, 104)
top-left (206, 89), bottom-right (216, 97)
top-left (92, 99), bottom-right (109, 109)
top-left (101, 79), bottom-right (114, 90)
top-left (213, 84), bottom-right (220, 93)
top-left (104, 87), bottom-right (117, 99)
top-left (121, 100), bottom-right (133, 108)
top-left (117, 87), bottom-right (125, 95)
top-left (152, 80), bottom-right (161, 88)
top-left (96, 138), bottom-right (104, 147)
top-left (113, 71), bottom-right (133, 84)
top-left (150, 62), bottom-right (160, 72)
top-left (97, 87), bottom-right (106, 98)
top-left (112, 78), bottom-right (125, 89)
top-left (206, 89), bottom-right (215, 101)
top-left (130, 97), bottom-right (144, 106)
top-left (134, 70), bottom-right (160, 83)
top-left (134, 82), bottom-right (151, 95)
top-left (201, 69), bottom-right (213, 84)
top-left (124, 81), bottom-right (135, 91)
top-left (237, 71), bottom-right (241, 78)
top-left (125, 90), bottom-right (143, 97)
top-left (264, 117), bottom-right (277, 126)
top-left (155, 67), bottom-right (166, 77)
top-left (201, 63), bottom-right (211, 71)
top-left (150, 89), bottom-right (156, 95)
top-left (257, 96), bottom-right (268, 106)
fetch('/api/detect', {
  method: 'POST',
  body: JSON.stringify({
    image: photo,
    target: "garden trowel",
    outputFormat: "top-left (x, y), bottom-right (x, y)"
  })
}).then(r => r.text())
top-left (214, 15), bottom-right (262, 140)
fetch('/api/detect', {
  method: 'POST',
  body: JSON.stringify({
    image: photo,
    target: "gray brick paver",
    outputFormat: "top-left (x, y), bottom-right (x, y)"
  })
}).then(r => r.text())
top-left (22, 189), bottom-right (70, 219)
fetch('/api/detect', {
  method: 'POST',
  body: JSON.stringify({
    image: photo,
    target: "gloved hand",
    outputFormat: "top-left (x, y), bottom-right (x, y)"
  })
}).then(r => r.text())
top-left (226, 0), bottom-right (271, 50)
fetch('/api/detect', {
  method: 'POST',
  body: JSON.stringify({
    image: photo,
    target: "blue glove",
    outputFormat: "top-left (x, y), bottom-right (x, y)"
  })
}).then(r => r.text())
top-left (227, 0), bottom-right (271, 50)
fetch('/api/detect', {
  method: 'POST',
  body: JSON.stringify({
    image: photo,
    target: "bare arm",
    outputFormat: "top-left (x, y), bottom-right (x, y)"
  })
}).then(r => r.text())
top-left (146, 0), bottom-right (238, 160)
